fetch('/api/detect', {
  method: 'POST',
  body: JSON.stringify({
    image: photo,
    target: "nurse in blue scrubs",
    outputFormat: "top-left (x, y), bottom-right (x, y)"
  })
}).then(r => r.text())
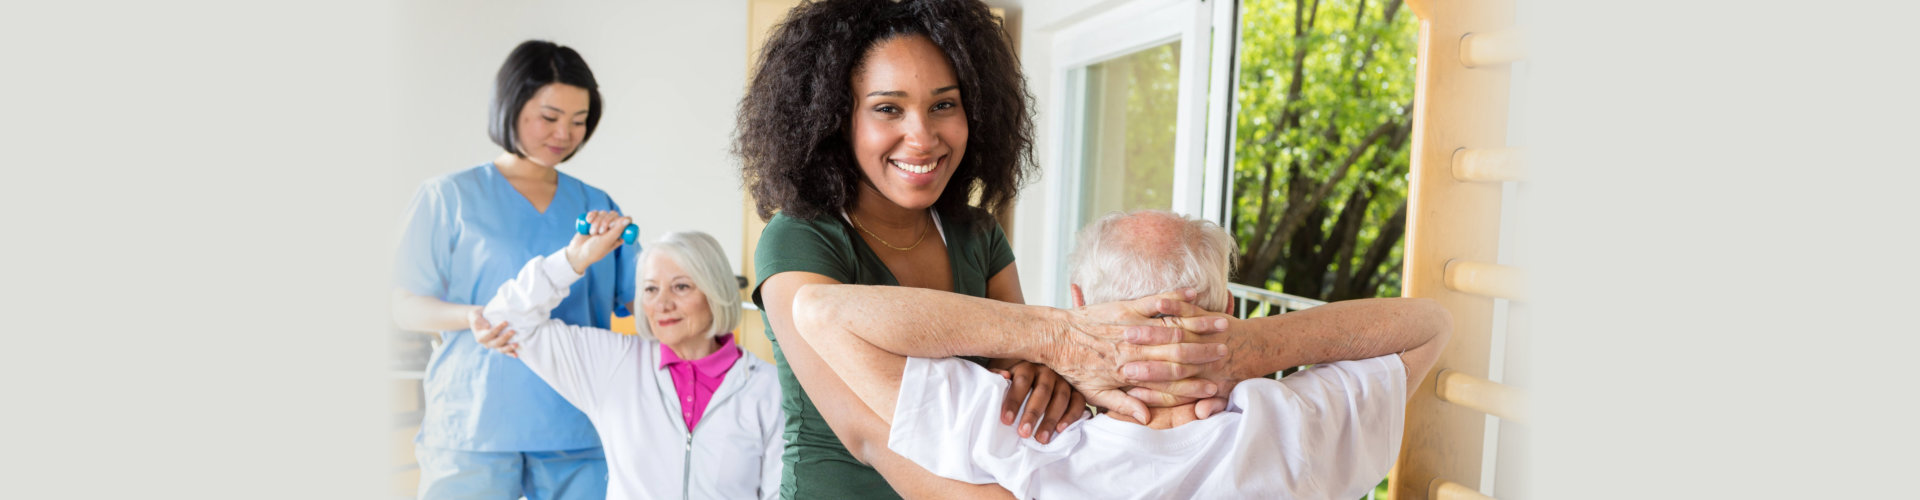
top-left (392, 40), bottom-right (633, 500)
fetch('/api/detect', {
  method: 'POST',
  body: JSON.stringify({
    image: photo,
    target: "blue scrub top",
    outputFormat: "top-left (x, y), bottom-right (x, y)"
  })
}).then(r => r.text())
top-left (396, 163), bottom-right (637, 452)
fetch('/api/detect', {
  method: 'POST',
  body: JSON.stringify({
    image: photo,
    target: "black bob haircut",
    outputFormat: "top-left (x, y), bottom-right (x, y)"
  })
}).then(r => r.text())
top-left (735, 0), bottom-right (1035, 227)
top-left (489, 40), bottom-right (604, 162)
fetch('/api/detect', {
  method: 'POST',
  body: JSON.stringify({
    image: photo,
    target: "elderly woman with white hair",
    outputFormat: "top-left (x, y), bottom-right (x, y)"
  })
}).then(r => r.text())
top-left (466, 211), bottom-right (784, 500)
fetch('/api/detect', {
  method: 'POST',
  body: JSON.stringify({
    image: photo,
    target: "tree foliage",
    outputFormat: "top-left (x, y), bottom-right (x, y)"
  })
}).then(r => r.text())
top-left (1231, 0), bottom-right (1418, 301)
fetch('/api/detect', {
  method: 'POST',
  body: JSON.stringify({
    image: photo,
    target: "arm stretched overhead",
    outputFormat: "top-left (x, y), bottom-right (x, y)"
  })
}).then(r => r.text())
top-left (1123, 297), bottom-right (1453, 414)
top-left (786, 284), bottom-right (1444, 499)
top-left (795, 285), bottom-right (1451, 422)
top-left (771, 278), bottom-right (1227, 500)
top-left (465, 247), bottom-right (641, 416)
top-left (1223, 297), bottom-right (1451, 397)
top-left (788, 284), bottom-right (1228, 427)
top-left (461, 212), bottom-right (644, 415)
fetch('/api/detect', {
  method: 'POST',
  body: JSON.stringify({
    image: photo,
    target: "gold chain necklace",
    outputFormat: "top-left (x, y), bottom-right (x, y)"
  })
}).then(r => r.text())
top-left (850, 212), bottom-right (929, 251)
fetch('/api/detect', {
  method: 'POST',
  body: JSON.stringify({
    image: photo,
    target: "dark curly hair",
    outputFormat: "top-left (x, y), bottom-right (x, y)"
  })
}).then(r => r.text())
top-left (735, 0), bottom-right (1034, 226)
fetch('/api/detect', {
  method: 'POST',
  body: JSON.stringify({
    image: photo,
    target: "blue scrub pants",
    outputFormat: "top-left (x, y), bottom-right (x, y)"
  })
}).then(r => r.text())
top-left (416, 445), bottom-right (607, 500)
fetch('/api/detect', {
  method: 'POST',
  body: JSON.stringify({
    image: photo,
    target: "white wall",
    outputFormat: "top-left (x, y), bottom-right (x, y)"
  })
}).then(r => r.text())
top-left (384, 0), bottom-right (1096, 301)
top-left (391, 0), bottom-right (750, 264)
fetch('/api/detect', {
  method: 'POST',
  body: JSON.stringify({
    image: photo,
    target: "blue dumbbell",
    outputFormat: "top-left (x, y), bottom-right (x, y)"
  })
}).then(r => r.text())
top-left (576, 215), bottom-right (638, 245)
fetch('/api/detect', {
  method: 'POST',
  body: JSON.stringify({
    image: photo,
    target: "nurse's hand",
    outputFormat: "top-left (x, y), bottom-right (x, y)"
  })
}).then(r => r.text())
top-left (564, 210), bottom-right (631, 274)
top-left (988, 360), bottom-right (1089, 445)
top-left (468, 308), bottom-right (520, 358)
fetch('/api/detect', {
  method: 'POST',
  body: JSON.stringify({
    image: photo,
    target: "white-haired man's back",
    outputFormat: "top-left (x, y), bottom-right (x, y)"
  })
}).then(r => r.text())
top-left (788, 209), bottom-right (1451, 499)
top-left (885, 210), bottom-right (1409, 499)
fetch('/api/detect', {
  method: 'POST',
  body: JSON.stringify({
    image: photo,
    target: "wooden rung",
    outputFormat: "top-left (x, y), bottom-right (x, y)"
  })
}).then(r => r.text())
top-left (1435, 369), bottom-right (1530, 424)
top-left (1451, 147), bottom-right (1525, 182)
top-left (1459, 28), bottom-right (1524, 67)
top-left (1443, 260), bottom-right (1526, 301)
top-left (1430, 479), bottom-right (1498, 500)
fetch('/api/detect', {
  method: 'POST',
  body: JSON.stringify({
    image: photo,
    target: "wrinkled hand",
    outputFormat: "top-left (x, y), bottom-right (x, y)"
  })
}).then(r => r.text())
top-left (1127, 381), bottom-right (1236, 420)
top-left (564, 210), bottom-right (631, 274)
top-left (1046, 290), bottom-right (1231, 422)
top-left (988, 360), bottom-right (1089, 444)
top-left (468, 308), bottom-right (520, 358)
top-left (1123, 311), bottom-right (1241, 419)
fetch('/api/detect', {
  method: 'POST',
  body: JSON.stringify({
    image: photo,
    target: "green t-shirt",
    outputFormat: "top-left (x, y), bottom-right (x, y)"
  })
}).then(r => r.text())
top-left (751, 208), bottom-right (1015, 500)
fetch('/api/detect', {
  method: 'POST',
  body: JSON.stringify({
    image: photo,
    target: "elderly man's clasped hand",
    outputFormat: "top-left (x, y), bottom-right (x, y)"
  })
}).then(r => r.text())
top-left (1041, 289), bottom-right (1237, 423)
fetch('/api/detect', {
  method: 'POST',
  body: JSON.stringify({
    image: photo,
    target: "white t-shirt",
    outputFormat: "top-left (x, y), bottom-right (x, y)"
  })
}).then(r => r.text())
top-left (888, 354), bottom-right (1407, 500)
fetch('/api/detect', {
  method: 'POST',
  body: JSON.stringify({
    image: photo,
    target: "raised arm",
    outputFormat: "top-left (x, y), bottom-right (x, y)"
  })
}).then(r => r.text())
top-left (1224, 298), bottom-right (1450, 397)
top-left (476, 210), bottom-right (630, 339)
top-left (783, 284), bottom-right (1224, 499)
top-left (466, 211), bottom-right (644, 414)
top-left (790, 284), bottom-right (1230, 424)
top-left (1128, 297), bottom-right (1451, 409)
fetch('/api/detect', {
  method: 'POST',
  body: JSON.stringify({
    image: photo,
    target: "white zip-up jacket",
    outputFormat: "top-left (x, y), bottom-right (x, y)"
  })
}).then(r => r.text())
top-left (483, 249), bottom-right (785, 500)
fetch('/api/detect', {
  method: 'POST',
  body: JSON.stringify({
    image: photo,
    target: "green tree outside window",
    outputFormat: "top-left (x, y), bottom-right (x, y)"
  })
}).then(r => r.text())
top-left (1232, 0), bottom-right (1418, 303)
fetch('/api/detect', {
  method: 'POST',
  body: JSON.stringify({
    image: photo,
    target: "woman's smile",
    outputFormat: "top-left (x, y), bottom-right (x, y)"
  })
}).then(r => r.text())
top-left (889, 155), bottom-right (944, 185)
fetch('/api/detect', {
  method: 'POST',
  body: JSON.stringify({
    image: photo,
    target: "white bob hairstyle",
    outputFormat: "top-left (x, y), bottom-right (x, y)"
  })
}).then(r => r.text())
top-left (1066, 210), bottom-right (1238, 312)
top-left (634, 230), bottom-right (741, 340)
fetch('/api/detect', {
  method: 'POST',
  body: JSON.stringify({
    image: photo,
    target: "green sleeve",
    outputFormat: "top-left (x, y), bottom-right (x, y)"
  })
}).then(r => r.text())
top-left (751, 214), bottom-right (852, 309)
top-left (986, 217), bottom-right (1015, 278)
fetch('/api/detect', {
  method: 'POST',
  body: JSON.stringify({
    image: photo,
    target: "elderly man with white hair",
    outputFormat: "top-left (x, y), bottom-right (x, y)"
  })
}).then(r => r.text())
top-left (783, 209), bottom-right (1451, 499)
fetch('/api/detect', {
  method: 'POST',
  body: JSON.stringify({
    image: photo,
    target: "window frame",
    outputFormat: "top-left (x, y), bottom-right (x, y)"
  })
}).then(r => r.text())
top-left (1036, 0), bottom-right (1228, 307)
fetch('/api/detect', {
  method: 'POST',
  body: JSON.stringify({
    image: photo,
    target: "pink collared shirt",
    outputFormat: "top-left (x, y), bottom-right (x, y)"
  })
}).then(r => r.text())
top-left (659, 333), bottom-right (743, 431)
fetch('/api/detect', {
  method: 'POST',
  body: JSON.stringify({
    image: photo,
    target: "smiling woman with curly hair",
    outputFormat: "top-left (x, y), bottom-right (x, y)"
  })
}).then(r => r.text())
top-left (735, 0), bottom-right (1092, 498)
top-left (737, 0), bottom-right (1031, 225)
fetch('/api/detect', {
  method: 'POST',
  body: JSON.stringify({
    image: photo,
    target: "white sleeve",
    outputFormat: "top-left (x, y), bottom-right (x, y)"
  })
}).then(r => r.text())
top-left (887, 357), bottom-right (1074, 499)
top-left (480, 250), bottom-right (641, 415)
top-left (1235, 354), bottom-right (1408, 499)
top-left (481, 249), bottom-right (583, 332)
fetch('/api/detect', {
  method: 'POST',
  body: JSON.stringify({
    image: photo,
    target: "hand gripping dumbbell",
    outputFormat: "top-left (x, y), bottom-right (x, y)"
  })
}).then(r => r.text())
top-left (576, 214), bottom-right (638, 245)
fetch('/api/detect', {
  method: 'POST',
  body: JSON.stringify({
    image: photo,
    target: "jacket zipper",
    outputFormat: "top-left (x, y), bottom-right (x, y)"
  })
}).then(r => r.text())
top-left (666, 355), bottom-right (754, 500)
top-left (683, 430), bottom-right (694, 500)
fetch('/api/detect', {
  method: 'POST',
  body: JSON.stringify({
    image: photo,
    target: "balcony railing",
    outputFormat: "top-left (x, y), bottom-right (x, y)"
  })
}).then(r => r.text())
top-left (1227, 283), bottom-right (1325, 318)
